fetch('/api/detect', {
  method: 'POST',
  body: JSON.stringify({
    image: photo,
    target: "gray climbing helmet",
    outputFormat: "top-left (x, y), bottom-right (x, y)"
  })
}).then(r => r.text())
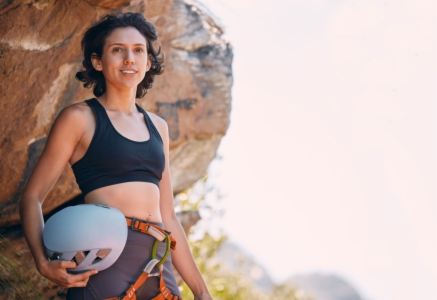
top-left (43, 204), bottom-right (128, 273)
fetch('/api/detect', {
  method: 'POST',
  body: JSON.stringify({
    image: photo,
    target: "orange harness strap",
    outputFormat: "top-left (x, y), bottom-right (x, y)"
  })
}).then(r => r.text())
top-left (126, 218), bottom-right (177, 251)
top-left (150, 271), bottom-right (179, 300)
top-left (104, 218), bottom-right (181, 300)
top-left (114, 271), bottom-right (179, 300)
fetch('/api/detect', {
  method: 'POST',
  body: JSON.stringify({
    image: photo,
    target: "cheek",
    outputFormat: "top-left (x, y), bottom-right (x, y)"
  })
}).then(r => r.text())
top-left (102, 57), bottom-right (122, 74)
top-left (138, 57), bottom-right (149, 69)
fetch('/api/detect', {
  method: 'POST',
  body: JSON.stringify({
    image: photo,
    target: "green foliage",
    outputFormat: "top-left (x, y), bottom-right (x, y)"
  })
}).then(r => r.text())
top-left (270, 283), bottom-right (311, 300)
top-left (179, 232), bottom-right (262, 300)
top-left (178, 230), bottom-right (312, 300)
top-left (175, 172), bottom-right (223, 213)
top-left (175, 171), bottom-right (312, 300)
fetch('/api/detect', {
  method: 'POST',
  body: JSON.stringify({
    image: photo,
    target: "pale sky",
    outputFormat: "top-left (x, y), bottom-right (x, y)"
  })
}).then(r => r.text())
top-left (193, 1), bottom-right (436, 299)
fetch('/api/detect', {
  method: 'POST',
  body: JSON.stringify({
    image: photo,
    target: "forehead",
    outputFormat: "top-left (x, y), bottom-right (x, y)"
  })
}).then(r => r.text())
top-left (104, 27), bottom-right (147, 47)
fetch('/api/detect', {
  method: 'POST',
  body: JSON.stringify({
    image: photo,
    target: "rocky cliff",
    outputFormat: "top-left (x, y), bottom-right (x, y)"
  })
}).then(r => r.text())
top-left (0, 0), bottom-right (232, 297)
top-left (0, 0), bottom-right (233, 227)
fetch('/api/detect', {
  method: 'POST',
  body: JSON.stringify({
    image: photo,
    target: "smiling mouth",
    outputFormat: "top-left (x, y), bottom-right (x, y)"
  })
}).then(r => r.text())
top-left (120, 70), bottom-right (137, 74)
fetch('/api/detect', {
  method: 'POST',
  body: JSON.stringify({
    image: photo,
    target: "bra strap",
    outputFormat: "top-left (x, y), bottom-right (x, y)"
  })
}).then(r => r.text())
top-left (87, 98), bottom-right (114, 131)
top-left (83, 98), bottom-right (105, 138)
top-left (135, 104), bottom-right (164, 145)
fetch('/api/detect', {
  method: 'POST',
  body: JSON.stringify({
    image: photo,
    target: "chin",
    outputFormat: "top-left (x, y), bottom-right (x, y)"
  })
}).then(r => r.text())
top-left (115, 80), bottom-right (142, 89)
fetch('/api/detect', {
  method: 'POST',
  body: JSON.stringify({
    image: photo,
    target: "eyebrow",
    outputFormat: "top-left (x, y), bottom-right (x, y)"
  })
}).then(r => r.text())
top-left (109, 43), bottom-right (146, 47)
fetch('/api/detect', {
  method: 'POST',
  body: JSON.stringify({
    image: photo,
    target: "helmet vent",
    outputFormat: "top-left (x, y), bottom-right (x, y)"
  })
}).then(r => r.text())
top-left (97, 249), bottom-right (111, 259)
top-left (72, 251), bottom-right (90, 265)
top-left (91, 249), bottom-right (112, 265)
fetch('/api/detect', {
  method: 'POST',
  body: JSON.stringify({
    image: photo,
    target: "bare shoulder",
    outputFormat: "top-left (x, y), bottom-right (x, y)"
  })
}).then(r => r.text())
top-left (59, 101), bottom-right (91, 119)
top-left (49, 101), bottom-right (93, 139)
top-left (56, 102), bottom-right (93, 126)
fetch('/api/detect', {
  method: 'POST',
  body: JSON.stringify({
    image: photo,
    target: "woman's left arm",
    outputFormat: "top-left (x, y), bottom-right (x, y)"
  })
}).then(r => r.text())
top-left (155, 116), bottom-right (212, 300)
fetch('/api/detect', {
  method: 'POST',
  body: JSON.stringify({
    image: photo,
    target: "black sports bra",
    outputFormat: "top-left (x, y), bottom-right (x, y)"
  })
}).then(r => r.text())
top-left (71, 98), bottom-right (165, 197)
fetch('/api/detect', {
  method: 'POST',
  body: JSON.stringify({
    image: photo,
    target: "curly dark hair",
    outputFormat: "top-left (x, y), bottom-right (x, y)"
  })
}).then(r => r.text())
top-left (75, 12), bottom-right (164, 98)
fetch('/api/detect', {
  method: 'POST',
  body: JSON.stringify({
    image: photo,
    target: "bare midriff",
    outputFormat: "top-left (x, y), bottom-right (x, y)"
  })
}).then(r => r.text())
top-left (83, 182), bottom-right (162, 223)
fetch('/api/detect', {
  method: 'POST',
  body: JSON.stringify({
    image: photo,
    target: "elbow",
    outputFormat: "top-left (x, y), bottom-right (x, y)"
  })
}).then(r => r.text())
top-left (18, 192), bottom-right (42, 221)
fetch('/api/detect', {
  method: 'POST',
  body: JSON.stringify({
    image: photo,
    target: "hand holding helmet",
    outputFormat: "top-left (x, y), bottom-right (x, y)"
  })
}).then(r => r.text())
top-left (38, 259), bottom-right (97, 288)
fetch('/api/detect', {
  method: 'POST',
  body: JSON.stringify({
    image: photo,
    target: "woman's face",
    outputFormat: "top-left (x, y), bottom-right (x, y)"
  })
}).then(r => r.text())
top-left (91, 26), bottom-right (151, 91)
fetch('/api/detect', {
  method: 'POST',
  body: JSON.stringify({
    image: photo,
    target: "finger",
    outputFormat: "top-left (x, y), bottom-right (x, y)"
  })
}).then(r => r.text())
top-left (67, 279), bottom-right (89, 288)
top-left (57, 260), bottom-right (77, 269)
top-left (67, 276), bottom-right (90, 288)
top-left (70, 269), bottom-right (98, 281)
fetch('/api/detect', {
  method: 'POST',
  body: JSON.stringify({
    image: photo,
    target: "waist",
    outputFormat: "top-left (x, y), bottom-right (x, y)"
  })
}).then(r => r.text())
top-left (77, 172), bottom-right (161, 197)
top-left (125, 216), bottom-right (164, 228)
top-left (84, 182), bottom-right (162, 222)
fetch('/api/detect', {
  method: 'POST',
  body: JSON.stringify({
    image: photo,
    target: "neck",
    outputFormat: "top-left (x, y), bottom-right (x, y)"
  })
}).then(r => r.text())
top-left (97, 84), bottom-right (139, 113)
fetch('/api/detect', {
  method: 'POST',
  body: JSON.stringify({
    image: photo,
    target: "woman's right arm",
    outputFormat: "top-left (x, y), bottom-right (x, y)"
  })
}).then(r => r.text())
top-left (19, 104), bottom-right (97, 288)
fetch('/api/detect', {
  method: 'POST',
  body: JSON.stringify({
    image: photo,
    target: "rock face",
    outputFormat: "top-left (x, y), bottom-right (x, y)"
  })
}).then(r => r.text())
top-left (0, 0), bottom-right (233, 227)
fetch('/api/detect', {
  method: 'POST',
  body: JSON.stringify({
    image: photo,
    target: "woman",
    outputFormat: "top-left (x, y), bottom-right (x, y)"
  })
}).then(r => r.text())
top-left (19, 12), bottom-right (212, 300)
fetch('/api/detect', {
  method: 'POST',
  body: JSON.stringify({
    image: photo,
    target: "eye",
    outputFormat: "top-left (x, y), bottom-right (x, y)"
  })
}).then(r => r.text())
top-left (135, 48), bottom-right (144, 53)
top-left (113, 47), bottom-right (122, 53)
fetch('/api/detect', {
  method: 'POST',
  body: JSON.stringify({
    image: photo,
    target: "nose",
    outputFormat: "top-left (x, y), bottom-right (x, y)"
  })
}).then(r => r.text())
top-left (124, 49), bottom-right (135, 65)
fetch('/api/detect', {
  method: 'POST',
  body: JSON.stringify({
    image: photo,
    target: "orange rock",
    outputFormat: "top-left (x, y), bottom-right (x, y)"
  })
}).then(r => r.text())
top-left (0, 0), bottom-right (233, 227)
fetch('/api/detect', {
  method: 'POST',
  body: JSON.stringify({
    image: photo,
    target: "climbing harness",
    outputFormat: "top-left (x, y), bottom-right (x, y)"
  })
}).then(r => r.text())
top-left (104, 217), bottom-right (181, 300)
top-left (44, 205), bottom-right (181, 299)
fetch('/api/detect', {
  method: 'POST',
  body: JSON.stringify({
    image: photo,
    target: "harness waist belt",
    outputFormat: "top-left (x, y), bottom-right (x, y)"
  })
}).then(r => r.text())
top-left (125, 217), bottom-right (176, 250)
top-left (104, 217), bottom-right (181, 300)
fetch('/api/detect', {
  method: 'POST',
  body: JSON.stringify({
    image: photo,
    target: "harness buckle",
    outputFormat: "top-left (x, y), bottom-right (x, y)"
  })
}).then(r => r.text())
top-left (130, 218), bottom-right (140, 232)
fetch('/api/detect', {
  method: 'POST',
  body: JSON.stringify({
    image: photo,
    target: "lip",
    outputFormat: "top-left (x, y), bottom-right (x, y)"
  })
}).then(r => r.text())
top-left (120, 69), bottom-right (138, 73)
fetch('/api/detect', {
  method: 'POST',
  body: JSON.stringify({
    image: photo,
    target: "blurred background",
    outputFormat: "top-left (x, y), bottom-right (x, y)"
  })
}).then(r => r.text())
top-left (182, 0), bottom-right (436, 299)
top-left (0, 0), bottom-right (435, 299)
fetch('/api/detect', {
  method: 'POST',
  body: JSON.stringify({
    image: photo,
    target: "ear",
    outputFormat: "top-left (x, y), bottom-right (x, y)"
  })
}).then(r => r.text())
top-left (91, 53), bottom-right (103, 71)
top-left (146, 55), bottom-right (152, 72)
